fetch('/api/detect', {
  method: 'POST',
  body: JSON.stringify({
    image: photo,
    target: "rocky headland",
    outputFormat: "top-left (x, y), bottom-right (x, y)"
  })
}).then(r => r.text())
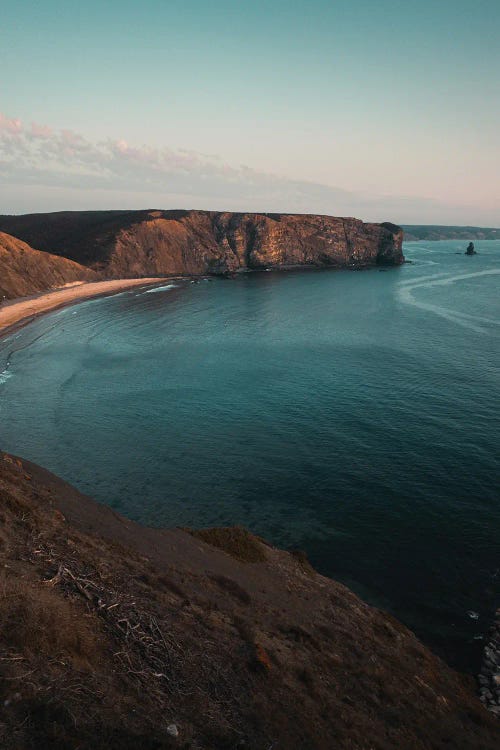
top-left (0, 210), bottom-right (404, 280)
top-left (0, 451), bottom-right (498, 749)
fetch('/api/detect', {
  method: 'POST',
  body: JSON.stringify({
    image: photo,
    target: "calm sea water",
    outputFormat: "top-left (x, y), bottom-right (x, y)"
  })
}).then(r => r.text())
top-left (1, 241), bottom-right (499, 671)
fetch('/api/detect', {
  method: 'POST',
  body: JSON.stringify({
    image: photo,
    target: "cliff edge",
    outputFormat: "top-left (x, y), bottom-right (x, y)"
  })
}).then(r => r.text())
top-left (0, 452), bottom-right (497, 749)
top-left (0, 210), bottom-right (404, 278)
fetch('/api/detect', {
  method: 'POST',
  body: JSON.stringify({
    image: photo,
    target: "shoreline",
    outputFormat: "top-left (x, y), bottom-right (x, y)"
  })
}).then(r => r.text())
top-left (479, 608), bottom-right (500, 716)
top-left (0, 263), bottom-right (402, 339)
top-left (0, 277), bottom-right (181, 338)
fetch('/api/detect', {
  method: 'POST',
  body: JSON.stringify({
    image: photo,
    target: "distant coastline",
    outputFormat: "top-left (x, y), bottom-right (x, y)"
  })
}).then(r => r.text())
top-left (403, 225), bottom-right (500, 241)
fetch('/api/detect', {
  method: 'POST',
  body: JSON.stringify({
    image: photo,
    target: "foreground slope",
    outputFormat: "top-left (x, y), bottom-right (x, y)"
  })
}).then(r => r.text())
top-left (0, 231), bottom-right (97, 300)
top-left (0, 452), bottom-right (497, 750)
top-left (0, 210), bottom-right (404, 277)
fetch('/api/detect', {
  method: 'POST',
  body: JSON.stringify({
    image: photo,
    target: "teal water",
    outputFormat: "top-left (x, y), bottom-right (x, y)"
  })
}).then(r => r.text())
top-left (1, 241), bottom-right (499, 671)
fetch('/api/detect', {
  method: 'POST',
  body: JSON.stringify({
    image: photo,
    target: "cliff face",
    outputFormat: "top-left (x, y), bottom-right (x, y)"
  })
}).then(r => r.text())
top-left (0, 210), bottom-right (404, 278)
top-left (0, 451), bottom-right (497, 750)
top-left (0, 231), bottom-right (97, 299)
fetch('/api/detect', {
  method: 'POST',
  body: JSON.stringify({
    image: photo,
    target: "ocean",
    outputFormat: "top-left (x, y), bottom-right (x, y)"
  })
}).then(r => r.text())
top-left (1, 240), bottom-right (499, 671)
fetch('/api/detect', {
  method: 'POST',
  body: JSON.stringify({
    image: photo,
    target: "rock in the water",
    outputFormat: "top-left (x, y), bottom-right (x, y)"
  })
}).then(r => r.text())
top-left (465, 242), bottom-right (477, 255)
top-left (479, 608), bottom-right (500, 716)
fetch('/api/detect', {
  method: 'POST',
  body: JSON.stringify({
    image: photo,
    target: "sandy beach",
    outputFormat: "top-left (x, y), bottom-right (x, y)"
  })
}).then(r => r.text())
top-left (0, 278), bottom-right (169, 335)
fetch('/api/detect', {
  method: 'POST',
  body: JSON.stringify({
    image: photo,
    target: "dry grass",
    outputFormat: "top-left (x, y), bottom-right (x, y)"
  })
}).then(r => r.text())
top-left (289, 548), bottom-right (316, 575)
top-left (189, 526), bottom-right (267, 563)
top-left (209, 573), bottom-right (252, 604)
top-left (0, 575), bottom-right (99, 667)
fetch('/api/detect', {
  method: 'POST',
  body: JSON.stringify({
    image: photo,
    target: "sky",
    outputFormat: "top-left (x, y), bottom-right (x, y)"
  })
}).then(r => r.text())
top-left (1, 0), bottom-right (499, 224)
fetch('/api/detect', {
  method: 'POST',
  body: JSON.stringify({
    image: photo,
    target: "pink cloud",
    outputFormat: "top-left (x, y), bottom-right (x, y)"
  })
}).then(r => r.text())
top-left (61, 129), bottom-right (85, 145)
top-left (114, 139), bottom-right (129, 153)
top-left (1, 112), bottom-right (498, 224)
top-left (30, 122), bottom-right (53, 139)
top-left (0, 113), bottom-right (23, 134)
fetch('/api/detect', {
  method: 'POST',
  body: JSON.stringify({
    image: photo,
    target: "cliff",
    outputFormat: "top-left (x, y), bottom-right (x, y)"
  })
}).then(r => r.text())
top-left (0, 231), bottom-right (97, 300)
top-left (0, 451), bottom-right (497, 750)
top-left (0, 210), bottom-right (404, 278)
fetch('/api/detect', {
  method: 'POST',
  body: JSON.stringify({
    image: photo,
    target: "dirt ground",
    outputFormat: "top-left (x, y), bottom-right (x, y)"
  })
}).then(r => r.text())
top-left (0, 452), bottom-right (498, 749)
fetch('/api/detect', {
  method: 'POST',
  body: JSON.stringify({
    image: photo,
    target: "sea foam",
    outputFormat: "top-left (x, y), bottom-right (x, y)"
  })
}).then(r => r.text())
top-left (0, 369), bottom-right (12, 386)
top-left (143, 284), bottom-right (178, 295)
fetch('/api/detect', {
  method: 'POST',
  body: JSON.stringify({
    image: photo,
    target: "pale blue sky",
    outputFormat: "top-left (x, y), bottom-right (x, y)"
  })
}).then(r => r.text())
top-left (1, 0), bottom-right (499, 223)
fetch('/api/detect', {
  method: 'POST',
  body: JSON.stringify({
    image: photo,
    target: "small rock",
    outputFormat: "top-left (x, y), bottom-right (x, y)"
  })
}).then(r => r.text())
top-left (167, 724), bottom-right (179, 738)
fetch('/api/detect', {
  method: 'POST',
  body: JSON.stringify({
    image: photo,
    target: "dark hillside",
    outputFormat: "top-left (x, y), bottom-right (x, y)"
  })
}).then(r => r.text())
top-left (0, 231), bottom-right (97, 299)
top-left (0, 451), bottom-right (497, 749)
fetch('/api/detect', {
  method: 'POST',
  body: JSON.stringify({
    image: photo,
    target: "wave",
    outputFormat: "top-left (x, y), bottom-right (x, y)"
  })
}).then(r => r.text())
top-left (142, 284), bottom-right (178, 295)
top-left (412, 269), bottom-right (500, 288)
top-left (0, 369), bottom-right (12, 386)
top-left (397, 269), bottom-right (500, 333)
top-left (399, 271), bottom-right (458, 287)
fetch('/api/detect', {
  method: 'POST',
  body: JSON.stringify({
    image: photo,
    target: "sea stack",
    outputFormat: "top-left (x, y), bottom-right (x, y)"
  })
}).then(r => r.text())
top-left (465, 242), bottom-right (477, 255)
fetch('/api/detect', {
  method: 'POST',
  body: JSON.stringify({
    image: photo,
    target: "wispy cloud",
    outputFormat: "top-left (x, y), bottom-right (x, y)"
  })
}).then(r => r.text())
top-left (1, 113), bottom-right (275, 190)
top-left (0, 113), bottom-right (497, 225)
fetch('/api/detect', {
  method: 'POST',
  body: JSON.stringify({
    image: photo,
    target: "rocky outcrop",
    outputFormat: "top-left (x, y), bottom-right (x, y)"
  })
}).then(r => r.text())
top-left (479, 609), bottom-right (500, 717)
top-left (0, 451), bottom-right (498, 750)
top-left (0, 231), bottom-right (97, 300)
top-left (0, 210), bottom-right (404, 278)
